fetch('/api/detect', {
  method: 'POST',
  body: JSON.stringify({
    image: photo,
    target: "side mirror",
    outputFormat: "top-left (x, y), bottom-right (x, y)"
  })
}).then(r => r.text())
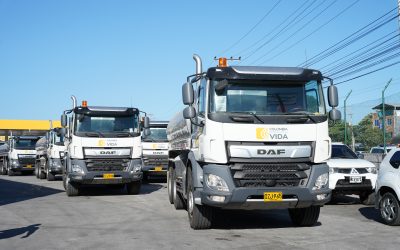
top-left (328, 85), bottom-right (339, 107)
top-left (144, 116), bottom-right (150, 129)
top-left (182, 82), bottom-right (194, 105)
top-left (329, 108), bottom-right (341, 121)
top-left (61, 114), bottom-right (67, 127)
top-left (183, 106), bottom-right (196, 119)
top-left (144, 128), bottom-right (151, 136)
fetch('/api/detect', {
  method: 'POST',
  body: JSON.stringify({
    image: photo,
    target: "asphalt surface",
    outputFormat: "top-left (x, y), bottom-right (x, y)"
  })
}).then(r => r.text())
top-left (0, 174), bottom-right (399, 250)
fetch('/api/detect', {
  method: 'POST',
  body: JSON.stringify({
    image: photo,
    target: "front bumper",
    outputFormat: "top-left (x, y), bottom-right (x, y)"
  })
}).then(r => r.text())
top-left (142, 164), bottom-right (168, 176)
top-left (10, 164), bottom-right (35, 172)
top-left (329, 173), bottom-right (376, 193)
top-left (68, 158), bottom-right (142, 185)
top-left (197, 163), bottom-right (331, 210)
top-left (49, 158), bottom-right (63, 174)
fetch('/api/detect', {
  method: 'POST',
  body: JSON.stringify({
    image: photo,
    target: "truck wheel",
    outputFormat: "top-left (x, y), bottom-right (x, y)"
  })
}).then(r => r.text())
top-left (289, 206), bottom-right (320, 227)
top-left (167, 167), bottom-right (174, 204)
top-left (7, 167), bottom-right (15, 176)
top-left (35, 163), bottom-right (39, 178)
top-left (359, 192), bottom-right (375, 205)
top-left (1, 160), bottom-right (7, 175)
top-left (173, 173), bottom-right (186, 210)
top-left (39, 167), bottom-right (46, 179)
top-left (379, 192), bottom-right (400, 226)
top-left (66, 178), bottom-right (80, 197)
top-left (187, 168), bottom-right (213, 229)
top-left (46, 168), bottom-right (55, 181)
top-left (62, 175), bottom-right (67, 190)
top-left (126, 181), bottom-right (141, 195)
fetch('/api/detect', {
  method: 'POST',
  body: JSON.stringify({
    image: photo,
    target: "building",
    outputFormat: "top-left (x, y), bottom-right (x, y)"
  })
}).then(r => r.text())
top-left (372, 103), bottom-right (400, 140)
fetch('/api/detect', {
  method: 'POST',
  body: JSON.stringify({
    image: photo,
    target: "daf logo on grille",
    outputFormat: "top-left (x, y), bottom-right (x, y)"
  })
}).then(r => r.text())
top-left (257, 149), bottom-right (285, 155)
top-left (99, 151), bottom-right (116, 155)
top-left (153, 151), bottom-right (164, 155)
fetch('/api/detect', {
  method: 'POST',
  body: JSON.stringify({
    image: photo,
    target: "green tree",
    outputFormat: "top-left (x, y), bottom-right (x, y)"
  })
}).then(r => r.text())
top-left (329, 120), bottom-right (346, 143)
top-left (353, 114), bottom-right (384, 151)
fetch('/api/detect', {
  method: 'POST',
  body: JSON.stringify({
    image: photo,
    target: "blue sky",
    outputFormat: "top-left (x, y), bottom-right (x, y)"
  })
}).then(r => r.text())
top-left (0, 0), bottom-right (399, 123)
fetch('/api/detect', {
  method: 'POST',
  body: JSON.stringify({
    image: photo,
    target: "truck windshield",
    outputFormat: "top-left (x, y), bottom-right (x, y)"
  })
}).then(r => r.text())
top-left (143, 128), bottom-right (168, 142)
top-left (74, 114), bottom-right (139, 137)
top-left (15, 139), bottom-right (38, 150)
top-left (331, 145), bottom-right (358, 159)
top-left (209, 80), bottom-right (326, 115)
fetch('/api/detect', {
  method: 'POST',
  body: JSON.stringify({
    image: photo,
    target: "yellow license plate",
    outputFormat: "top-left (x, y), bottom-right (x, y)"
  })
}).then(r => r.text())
top-left (26, 165), bottom-right (32, 168)
top-left (264, 192), bottom-right (283, 202)
top-left (103, 173), bottom-right (115, 179)
top-left (154, 166), bottom-right (163, 171)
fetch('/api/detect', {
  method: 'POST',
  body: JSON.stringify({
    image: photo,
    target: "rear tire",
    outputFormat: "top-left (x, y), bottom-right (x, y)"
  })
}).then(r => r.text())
top-left (7, 166), bottom-right (15, 176)
top-left (173, 173), bottom-right (185, 210)
top-left (187, 168), bottom-right (213, 229)
top-left (0, 160), bottom-right (7, 175)
top-left (39, 167), bottom-right (46, 179)
top-left (126, 181), bottom-right (141, 195)
top-left (379, 192), bottom-right (400, 226)
top-left (167, 167), bottom-right (174, 204)
top-left (46, 168), bottom-right (55, 181)
top-left (359, 191), bottom-right (375, 205)
top-left (289, 206), bottom-right (320, 227)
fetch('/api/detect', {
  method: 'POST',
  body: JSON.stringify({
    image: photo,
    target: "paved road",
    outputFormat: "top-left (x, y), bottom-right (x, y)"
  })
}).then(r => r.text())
top-left (0, 174), bottom-right (399, 250)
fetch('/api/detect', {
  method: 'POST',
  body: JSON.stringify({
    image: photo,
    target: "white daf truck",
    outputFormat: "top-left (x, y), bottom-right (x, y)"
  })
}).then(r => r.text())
top-left (167, 55), bottom-right (341, 229)
top-left (142, 121), bottom-right (169, 181)
top-left (35, 128), bottom-right (66, 181)
top-left (2, 136), bottom-right (40, 176)
top-left (60, 96), bottom-right (149, 196)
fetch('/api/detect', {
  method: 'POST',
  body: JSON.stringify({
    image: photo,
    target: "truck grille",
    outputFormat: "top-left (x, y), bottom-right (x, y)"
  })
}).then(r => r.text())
top-left (337, 168), bottom-right (368, 174)
top-left (18, 156), bottom-right (36, 165)
top-left (142, 156), bottom-right (168, 166)
top-left (231, 163), bottom-right (310, 187)
top-left (85, 158), bottom-right (129, 172)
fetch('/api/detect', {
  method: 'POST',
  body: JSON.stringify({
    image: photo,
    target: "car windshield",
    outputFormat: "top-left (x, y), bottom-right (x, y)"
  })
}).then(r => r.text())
top-left (74, 114), bottom-right (139, 137)
top-left (371, 148), bottom-right (384, 154)
top-left (332, 145), bottom-right (358, 159)
top-left (15, 139), bottom-right (38, 150)
top-left (143, 127), bottom-right (168, 142)
top-left (209, 79), bottom-right (326, 115)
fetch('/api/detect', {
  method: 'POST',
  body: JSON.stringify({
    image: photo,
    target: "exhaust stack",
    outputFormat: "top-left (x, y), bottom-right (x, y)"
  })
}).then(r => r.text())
top-left (193, 54), bottom-right (202, 75)
top-left (71, 95), bottom-right (77, 109)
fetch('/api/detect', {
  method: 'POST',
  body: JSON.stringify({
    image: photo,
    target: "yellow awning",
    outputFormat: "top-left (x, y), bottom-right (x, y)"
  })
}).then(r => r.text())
top-left (0, 120), bottom-right (61, 130)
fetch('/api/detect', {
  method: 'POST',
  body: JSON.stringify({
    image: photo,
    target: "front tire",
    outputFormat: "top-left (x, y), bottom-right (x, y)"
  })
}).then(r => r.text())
top-left (359, 191), bottom-right (375, 205)
top-left (39, 167), bottom-right (46, 179)
top-left (126, 181), bottom-right (141, 195)
top-left (66, 178), bottom-right (80, 197)
top-left (289, 206), bottom-right (320, 227)
top-left (187, 168), bottom-right (213, 229)
top-left (379, 192), bottom-right (400, 226)
top-left (7, 164), bottom-right (15, 176)
top-left (167, 167), bottom-right (174, 204)
top-left (1, 160), bottom-right (7, 175)
top-left (46, 168), bottom-right (55, 181)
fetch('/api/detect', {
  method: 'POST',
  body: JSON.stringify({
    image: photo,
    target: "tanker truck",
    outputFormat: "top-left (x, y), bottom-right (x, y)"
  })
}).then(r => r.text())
top-left (35, 128), bottom-right (66, 181)
top-left (141, 121), bottom-right (169, 181)
top-left (167, 55), bottom-right (341, 229)
top-left (2, 136), bottom-right (40, 176)
top-left (60, 96), bottom-right (149, 196)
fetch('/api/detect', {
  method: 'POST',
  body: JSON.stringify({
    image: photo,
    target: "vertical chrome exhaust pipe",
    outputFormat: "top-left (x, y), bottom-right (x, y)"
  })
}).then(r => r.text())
top-left (71, 95), bottom-right (77, 109)
top-left (193, 54), bottom-right (202, 75)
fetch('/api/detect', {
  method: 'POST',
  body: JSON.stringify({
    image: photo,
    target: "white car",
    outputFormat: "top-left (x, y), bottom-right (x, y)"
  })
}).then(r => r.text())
top-left (328, 143), bottom-right (377, 204)
top-left (375, 147), bottom-right (400, 225)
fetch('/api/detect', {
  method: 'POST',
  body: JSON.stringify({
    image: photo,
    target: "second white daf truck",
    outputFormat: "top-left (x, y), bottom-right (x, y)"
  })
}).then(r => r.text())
top-left (60, 96), bottom-right (149, 196)
top-left (142, 121), bottom-right (169, 181)
top-left (167, 55), bottom-right (341, 229)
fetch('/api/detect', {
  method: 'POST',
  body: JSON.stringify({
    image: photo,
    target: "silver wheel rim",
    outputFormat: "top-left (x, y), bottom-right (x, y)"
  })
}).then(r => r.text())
top-left (167, 171), bottom-right (172, 197)
top-left (172, 178), bottom-right (177, 201)
top-left (381, 195), bottom-right (398, 222)
top-left (188, 190), bottom-right (194, 216)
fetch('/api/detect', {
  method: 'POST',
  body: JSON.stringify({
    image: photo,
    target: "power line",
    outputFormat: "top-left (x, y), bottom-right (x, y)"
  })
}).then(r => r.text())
top-left (218, 0), bottom-right (282, 56)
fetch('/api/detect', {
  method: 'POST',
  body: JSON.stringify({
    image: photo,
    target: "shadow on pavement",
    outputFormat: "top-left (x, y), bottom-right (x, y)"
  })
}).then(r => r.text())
top-left (359, 207), bottom-right (383, 223)
top-left (0, 178), bottom-right (63, 206)
top-left (78, 183), bottom-right (163, 196)
top-left (327, 194), bottom-right (360, 205)
top-left (212, 209), bottom-right (322, 229)
top-left (0, 224), bottom-right (41, 240)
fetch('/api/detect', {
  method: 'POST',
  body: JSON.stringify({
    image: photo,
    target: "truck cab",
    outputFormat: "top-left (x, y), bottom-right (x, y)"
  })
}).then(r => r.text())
top-left (35, 128), bottom-right (66, 181)
top-left (141, 121), bottom-right (169, 181)
top-left (6, 136), bottom-right (40, 176)
top-left (167, 55), bottom-right (341, 229)
top-left (61, 96), bottom-right (149, 196)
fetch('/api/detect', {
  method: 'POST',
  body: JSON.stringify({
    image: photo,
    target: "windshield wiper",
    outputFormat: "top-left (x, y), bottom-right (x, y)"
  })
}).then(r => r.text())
top-left (84, 132), bottom-right (104, 137)
top-left (281, 111), bottom-right (316, 123)
top-left (228, 112), bottom-right (265, 124)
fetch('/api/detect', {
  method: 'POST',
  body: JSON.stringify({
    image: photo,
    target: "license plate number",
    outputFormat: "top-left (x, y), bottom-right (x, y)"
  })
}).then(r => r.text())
top-left (350, 176), bottom-right (362, 183)
top-left (103, 173), bottom-right (114, 179)
top-left (264, 192), bottom-right (283, 202)
top-left (154, 166), bottom-right (163, 171)
top-left (26, 165), bottom-right (32, 168)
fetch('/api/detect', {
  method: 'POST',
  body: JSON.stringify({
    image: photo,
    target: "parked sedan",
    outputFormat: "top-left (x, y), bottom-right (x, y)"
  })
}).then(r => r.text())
top-left (328, 143), bottom-right (377, 205)
top-left (375, 147), bottom-right (400, 225)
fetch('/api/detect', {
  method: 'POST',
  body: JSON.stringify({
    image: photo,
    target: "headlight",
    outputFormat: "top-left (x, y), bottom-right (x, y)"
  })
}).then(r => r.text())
top-left (366, 167), bottom-right (377, 174)
top-left (129, 162), bottom-right (142, 172)
top-left (71, 164), bottom-right (84, 174)
top-left (205, 174), bottom-right (229, 192)
top-left (313, 173), bottom-right (329, 190)
top-left (50, 160), bottom-right (60, 167)
top-left (59, 152), bottom-right (65, 158)
top-left (329, 167), bottom-right (338, 174)
top-left (12, 160), bottom-right (19, 166)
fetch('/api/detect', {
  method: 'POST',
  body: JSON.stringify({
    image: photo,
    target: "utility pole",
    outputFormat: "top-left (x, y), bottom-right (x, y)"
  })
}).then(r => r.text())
top-left (382, 78), bottom-right (392, 153)
top-left (344, 90), bottom-right (352, 145)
